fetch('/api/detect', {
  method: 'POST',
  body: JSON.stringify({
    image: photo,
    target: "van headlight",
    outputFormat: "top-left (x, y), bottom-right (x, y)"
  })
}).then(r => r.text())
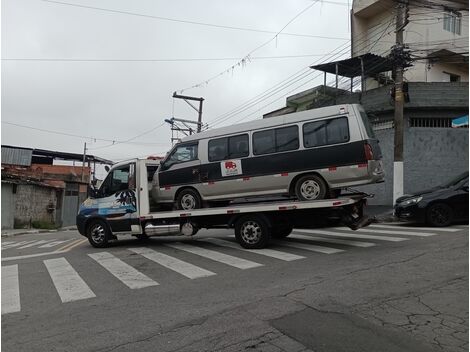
top-left (400, 196), bottom-right (422, 206)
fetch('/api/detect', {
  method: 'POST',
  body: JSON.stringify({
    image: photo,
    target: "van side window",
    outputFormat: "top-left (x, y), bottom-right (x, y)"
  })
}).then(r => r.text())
top-left (253, 126), bottom-right (299, 155)
top-left (303, 117), bottom-right (349, 148)
top-left (208, 134), bottom-right (249, 162)
top-left (276, 125), bottom-right (299, 152)
top-left (228, 134), bottom-right (249, 158)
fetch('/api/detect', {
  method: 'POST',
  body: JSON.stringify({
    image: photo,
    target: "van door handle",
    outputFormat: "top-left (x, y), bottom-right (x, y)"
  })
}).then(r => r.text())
top-left (192, 168), bottom-right (199, 175)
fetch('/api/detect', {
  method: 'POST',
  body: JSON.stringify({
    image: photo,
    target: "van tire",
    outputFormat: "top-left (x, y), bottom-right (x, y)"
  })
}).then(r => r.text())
top-left (87, 219), bottom-right (110, 248)
top-left (176, 188), bottom-right (202, 210)
top-left (235, 215), bottom-right (271, 249)
top-left (295, 175), bottom-right (327, 201)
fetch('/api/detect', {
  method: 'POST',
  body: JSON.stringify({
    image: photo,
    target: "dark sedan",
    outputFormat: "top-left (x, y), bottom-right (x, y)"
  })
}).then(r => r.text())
top-left (394, 172), bottom-right (469, 226)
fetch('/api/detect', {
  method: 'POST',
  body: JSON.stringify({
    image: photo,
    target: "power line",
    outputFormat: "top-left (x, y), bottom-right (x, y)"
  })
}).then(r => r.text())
top-left (208, 15), bottom-right (397, 127)
top-left (2, 53), bottom-right (346, 62)
top-left (177, 0), bottom-right (324, 93)
top-left (41, 0), bottom-right (348, 41)
top-left (2, 121), bottom-right (168, 147)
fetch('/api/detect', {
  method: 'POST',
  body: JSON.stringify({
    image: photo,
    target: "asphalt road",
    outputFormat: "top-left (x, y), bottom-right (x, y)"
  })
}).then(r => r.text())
top-left (2, 222), bottom-right (468, 352)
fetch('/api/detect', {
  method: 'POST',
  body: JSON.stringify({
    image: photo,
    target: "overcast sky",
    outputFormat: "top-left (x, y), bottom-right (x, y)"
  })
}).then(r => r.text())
top-left (2, 0), bottom-right (351, 164)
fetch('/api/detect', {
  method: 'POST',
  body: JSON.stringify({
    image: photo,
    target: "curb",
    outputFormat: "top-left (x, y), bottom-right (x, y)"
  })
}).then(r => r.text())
top-left (1, 227), bottom-right (76, 238)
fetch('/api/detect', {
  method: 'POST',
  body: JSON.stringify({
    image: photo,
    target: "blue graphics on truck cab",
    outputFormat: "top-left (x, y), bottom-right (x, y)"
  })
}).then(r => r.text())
top-left (77, 162), bottom-right (139, 234)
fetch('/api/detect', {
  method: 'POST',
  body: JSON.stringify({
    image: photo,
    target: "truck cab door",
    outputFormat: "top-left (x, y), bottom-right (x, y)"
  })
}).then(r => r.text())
top-left (96, 163), bottom-right (138, 233)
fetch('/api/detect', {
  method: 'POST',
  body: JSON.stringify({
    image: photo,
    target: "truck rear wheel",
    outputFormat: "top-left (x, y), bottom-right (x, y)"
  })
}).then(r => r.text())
top-left (235, 215), bottom-right (271, 249)
top-left (87, 219), bottom-right (110, 248)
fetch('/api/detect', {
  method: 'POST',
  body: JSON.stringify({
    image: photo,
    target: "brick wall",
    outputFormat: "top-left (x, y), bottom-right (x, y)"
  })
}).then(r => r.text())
top-left (14, 184), bottom-right (58, 227)
top-left (359, 127), bottom-right (469, 205)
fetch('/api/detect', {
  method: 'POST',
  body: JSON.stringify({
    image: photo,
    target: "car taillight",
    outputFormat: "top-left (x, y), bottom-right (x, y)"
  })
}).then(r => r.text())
top-left (364, 143), bottom-right (374, 160)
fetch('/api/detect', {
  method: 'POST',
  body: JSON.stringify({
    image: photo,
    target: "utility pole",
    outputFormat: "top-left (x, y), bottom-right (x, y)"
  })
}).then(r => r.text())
top-left (81, 142), bottom-right (87, 182)
top-left (172, 92), bottom-right (204, 133)
top-left (392, 0), bottom-right (409, 204)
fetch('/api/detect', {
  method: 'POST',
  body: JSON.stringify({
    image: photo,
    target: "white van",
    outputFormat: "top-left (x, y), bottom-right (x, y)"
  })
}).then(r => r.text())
top-left (152, 104), bottom-right (384, 210)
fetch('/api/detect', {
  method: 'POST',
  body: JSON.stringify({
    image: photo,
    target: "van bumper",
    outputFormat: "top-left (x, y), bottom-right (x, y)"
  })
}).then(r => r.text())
top-left (76, 214), bottom-right (87, 237)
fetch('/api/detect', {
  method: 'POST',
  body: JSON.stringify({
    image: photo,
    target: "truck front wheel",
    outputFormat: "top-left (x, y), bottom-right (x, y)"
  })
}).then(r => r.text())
top-left (235, 215), bottom-right (271, 249)
top-left (87, 219), bottom-right (110, 248)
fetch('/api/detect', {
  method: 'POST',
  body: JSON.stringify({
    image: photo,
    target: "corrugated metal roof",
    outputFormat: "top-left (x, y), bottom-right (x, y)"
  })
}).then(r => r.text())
top-left (1, 146), bottom-right (32, 166)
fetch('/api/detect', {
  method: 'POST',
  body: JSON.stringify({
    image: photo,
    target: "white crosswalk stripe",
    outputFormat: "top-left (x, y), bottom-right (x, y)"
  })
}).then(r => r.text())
top-left (290, 233), bottom-right (376, 248)
top-left (331, 227), bottom-right (435, 237)
top-left (1, 241), bottom-right (14, 248)
top-left (165, 243), bottom-right (263, 269)
top-left (206, 238), bottom-right (306, 261)
top-left (44, 258), bottom-right (96, 303)
top-left (129, 247), bottom-right (216, 279)
top-left (18, 240), bottom-right (54, 249)
top-left (38, 240), bottom-right (71, 248)
top-left (2, 265), bottom-right (21, 314)
top-left (292, 228), bottom-right (407, 242)
top-left (273, 239), bottom-right (344, 254)
top-left (370, 224), bottom-right (461, 232)
top-left (89, 252), bottom-right (159, 289)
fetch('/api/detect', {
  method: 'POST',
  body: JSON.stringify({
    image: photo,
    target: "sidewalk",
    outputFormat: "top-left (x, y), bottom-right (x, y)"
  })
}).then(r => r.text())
top-left (1, 226), bottom-right (77, 238)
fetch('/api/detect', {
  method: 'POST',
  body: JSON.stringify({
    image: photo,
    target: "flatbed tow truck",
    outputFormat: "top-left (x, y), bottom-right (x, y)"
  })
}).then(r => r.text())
top-left (77, 159), bottom-right (374, 249)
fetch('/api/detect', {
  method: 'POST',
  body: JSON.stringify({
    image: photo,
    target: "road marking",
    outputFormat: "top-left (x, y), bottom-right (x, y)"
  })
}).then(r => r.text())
top-left (2, 265), bottom-right (21, 314)
top-left (206, 238), bottom-right (305, 261)
top-left (58, 239), bottom-right (87, 252)
top-left (332, 227), bottom-right (435, 237)
top-left (165, 243), bottom-right (263, 269)
top-left (88, 252), bottom-right (158, 289)
top-left (291, 229), bottom-right (407, 242)
top-left (2, 239), bottom-right (88, 262)
top-left (2, 241), bottom-right (37, 250)
top-left (370, 224), bottom-right (460, 232)
top-left (290, 233), bottom-right (376, 247)
top-left (273, 240), bottom-right (344, 254)
top-left (38, 240), bottom-right (71, 248)
top-left (44, 257), bottom-right (96, 303)
top-left (1, 241), bottom-right (14, 247)
top-left (129, 247), bottom-right (216, 279)
top-left (18, 240), bottom-right (53, 249)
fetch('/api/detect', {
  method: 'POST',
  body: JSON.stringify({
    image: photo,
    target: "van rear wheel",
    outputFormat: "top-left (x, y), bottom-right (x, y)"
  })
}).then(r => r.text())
top-left (176, 188), bottom-right (202, 210)
top-left (295, 175), bottom-right (327, 201)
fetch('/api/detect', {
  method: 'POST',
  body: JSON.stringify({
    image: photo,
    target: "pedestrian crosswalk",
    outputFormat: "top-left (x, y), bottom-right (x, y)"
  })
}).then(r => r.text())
top-left (1, 223), bottom-right (467, 314)
top-left (2, 239), bottom-right (72, 250)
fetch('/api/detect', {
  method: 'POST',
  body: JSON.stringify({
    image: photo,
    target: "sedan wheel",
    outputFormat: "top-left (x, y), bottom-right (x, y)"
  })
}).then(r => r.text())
top-left (427, 203), bottom-right (453, 227)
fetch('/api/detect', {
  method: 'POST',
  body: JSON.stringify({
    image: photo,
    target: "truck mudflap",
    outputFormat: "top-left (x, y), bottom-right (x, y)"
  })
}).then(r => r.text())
top-left (339, 198), bottom-right (376, 231)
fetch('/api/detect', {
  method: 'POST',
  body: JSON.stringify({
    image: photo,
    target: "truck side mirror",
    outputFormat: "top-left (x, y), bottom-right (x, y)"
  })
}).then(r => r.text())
top-left (104, 165), bottom-right (110, 172)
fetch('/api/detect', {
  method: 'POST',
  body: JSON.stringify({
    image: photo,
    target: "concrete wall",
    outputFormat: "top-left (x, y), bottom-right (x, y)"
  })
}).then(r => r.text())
top-left (359, 127), bottom-right (469, 205)
top-left (13, 184), bottom-right (58, 227)
top-left (1, 183), bottom-right (15, 229)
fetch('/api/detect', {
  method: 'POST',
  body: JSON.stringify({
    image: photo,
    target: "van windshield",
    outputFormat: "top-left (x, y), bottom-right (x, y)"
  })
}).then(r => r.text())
top-left (359, 110), bottom-right (376, 139)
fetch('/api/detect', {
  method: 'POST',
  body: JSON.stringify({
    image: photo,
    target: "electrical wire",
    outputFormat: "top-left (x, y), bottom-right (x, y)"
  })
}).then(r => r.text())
top-left (41, 0), bottom-right (348, 41)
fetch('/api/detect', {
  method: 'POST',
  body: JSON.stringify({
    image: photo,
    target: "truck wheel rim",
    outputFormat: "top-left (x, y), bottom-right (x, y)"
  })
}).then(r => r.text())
top-left (241, 221), bottom-right (261, 244)
top-left (90, 224), bottom-right (105, 243)
top-left (300, 180), bottom-right (320, 200)
top-left (181, 194), bottom-right (196, 210)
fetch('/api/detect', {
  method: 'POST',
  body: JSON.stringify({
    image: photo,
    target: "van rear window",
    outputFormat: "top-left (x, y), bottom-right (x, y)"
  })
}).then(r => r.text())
top-left (359, 111), bottom-right (376, 138)
top-left (303, 117), bottom-right (349, 148)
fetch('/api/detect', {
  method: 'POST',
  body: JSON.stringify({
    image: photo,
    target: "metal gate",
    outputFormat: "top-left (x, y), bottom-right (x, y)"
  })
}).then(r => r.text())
top-left (62, 183), bottom-right (79, 227)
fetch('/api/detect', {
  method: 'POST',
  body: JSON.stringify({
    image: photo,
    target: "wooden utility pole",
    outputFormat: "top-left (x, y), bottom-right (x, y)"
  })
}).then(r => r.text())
top-left (393, 0), bottom-right (408, 204)
top-left (172, 92), bottom-right (204, 133)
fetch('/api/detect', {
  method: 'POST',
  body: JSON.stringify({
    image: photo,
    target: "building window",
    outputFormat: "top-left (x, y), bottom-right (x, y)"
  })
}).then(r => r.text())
top-left (442, 72), bottom-right (461, 82)
top-left (443, 11), bottom-right (461, 35)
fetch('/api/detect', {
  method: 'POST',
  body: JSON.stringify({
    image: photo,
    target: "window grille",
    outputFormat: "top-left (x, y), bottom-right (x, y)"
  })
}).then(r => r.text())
top-left (409, 118), bottom-right (461, 128)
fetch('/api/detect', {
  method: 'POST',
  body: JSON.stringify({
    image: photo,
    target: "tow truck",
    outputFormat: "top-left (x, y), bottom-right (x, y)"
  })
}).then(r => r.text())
top-left (77, 159), bottom-right (374, 249)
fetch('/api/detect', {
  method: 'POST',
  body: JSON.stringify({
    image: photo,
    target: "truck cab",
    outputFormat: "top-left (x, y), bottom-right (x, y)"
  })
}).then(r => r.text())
top-left (76, 159), bottom-right (160, 239)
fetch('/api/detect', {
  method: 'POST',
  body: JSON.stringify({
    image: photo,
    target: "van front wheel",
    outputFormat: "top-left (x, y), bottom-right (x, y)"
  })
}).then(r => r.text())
top-left (176, 188), bottom-right (202, 210)
top-left (295, 175), bottom-right (327, 201)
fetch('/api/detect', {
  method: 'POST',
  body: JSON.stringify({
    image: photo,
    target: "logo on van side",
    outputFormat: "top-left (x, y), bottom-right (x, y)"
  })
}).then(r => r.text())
top-left (221, 159), bottom-right (243, 177)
